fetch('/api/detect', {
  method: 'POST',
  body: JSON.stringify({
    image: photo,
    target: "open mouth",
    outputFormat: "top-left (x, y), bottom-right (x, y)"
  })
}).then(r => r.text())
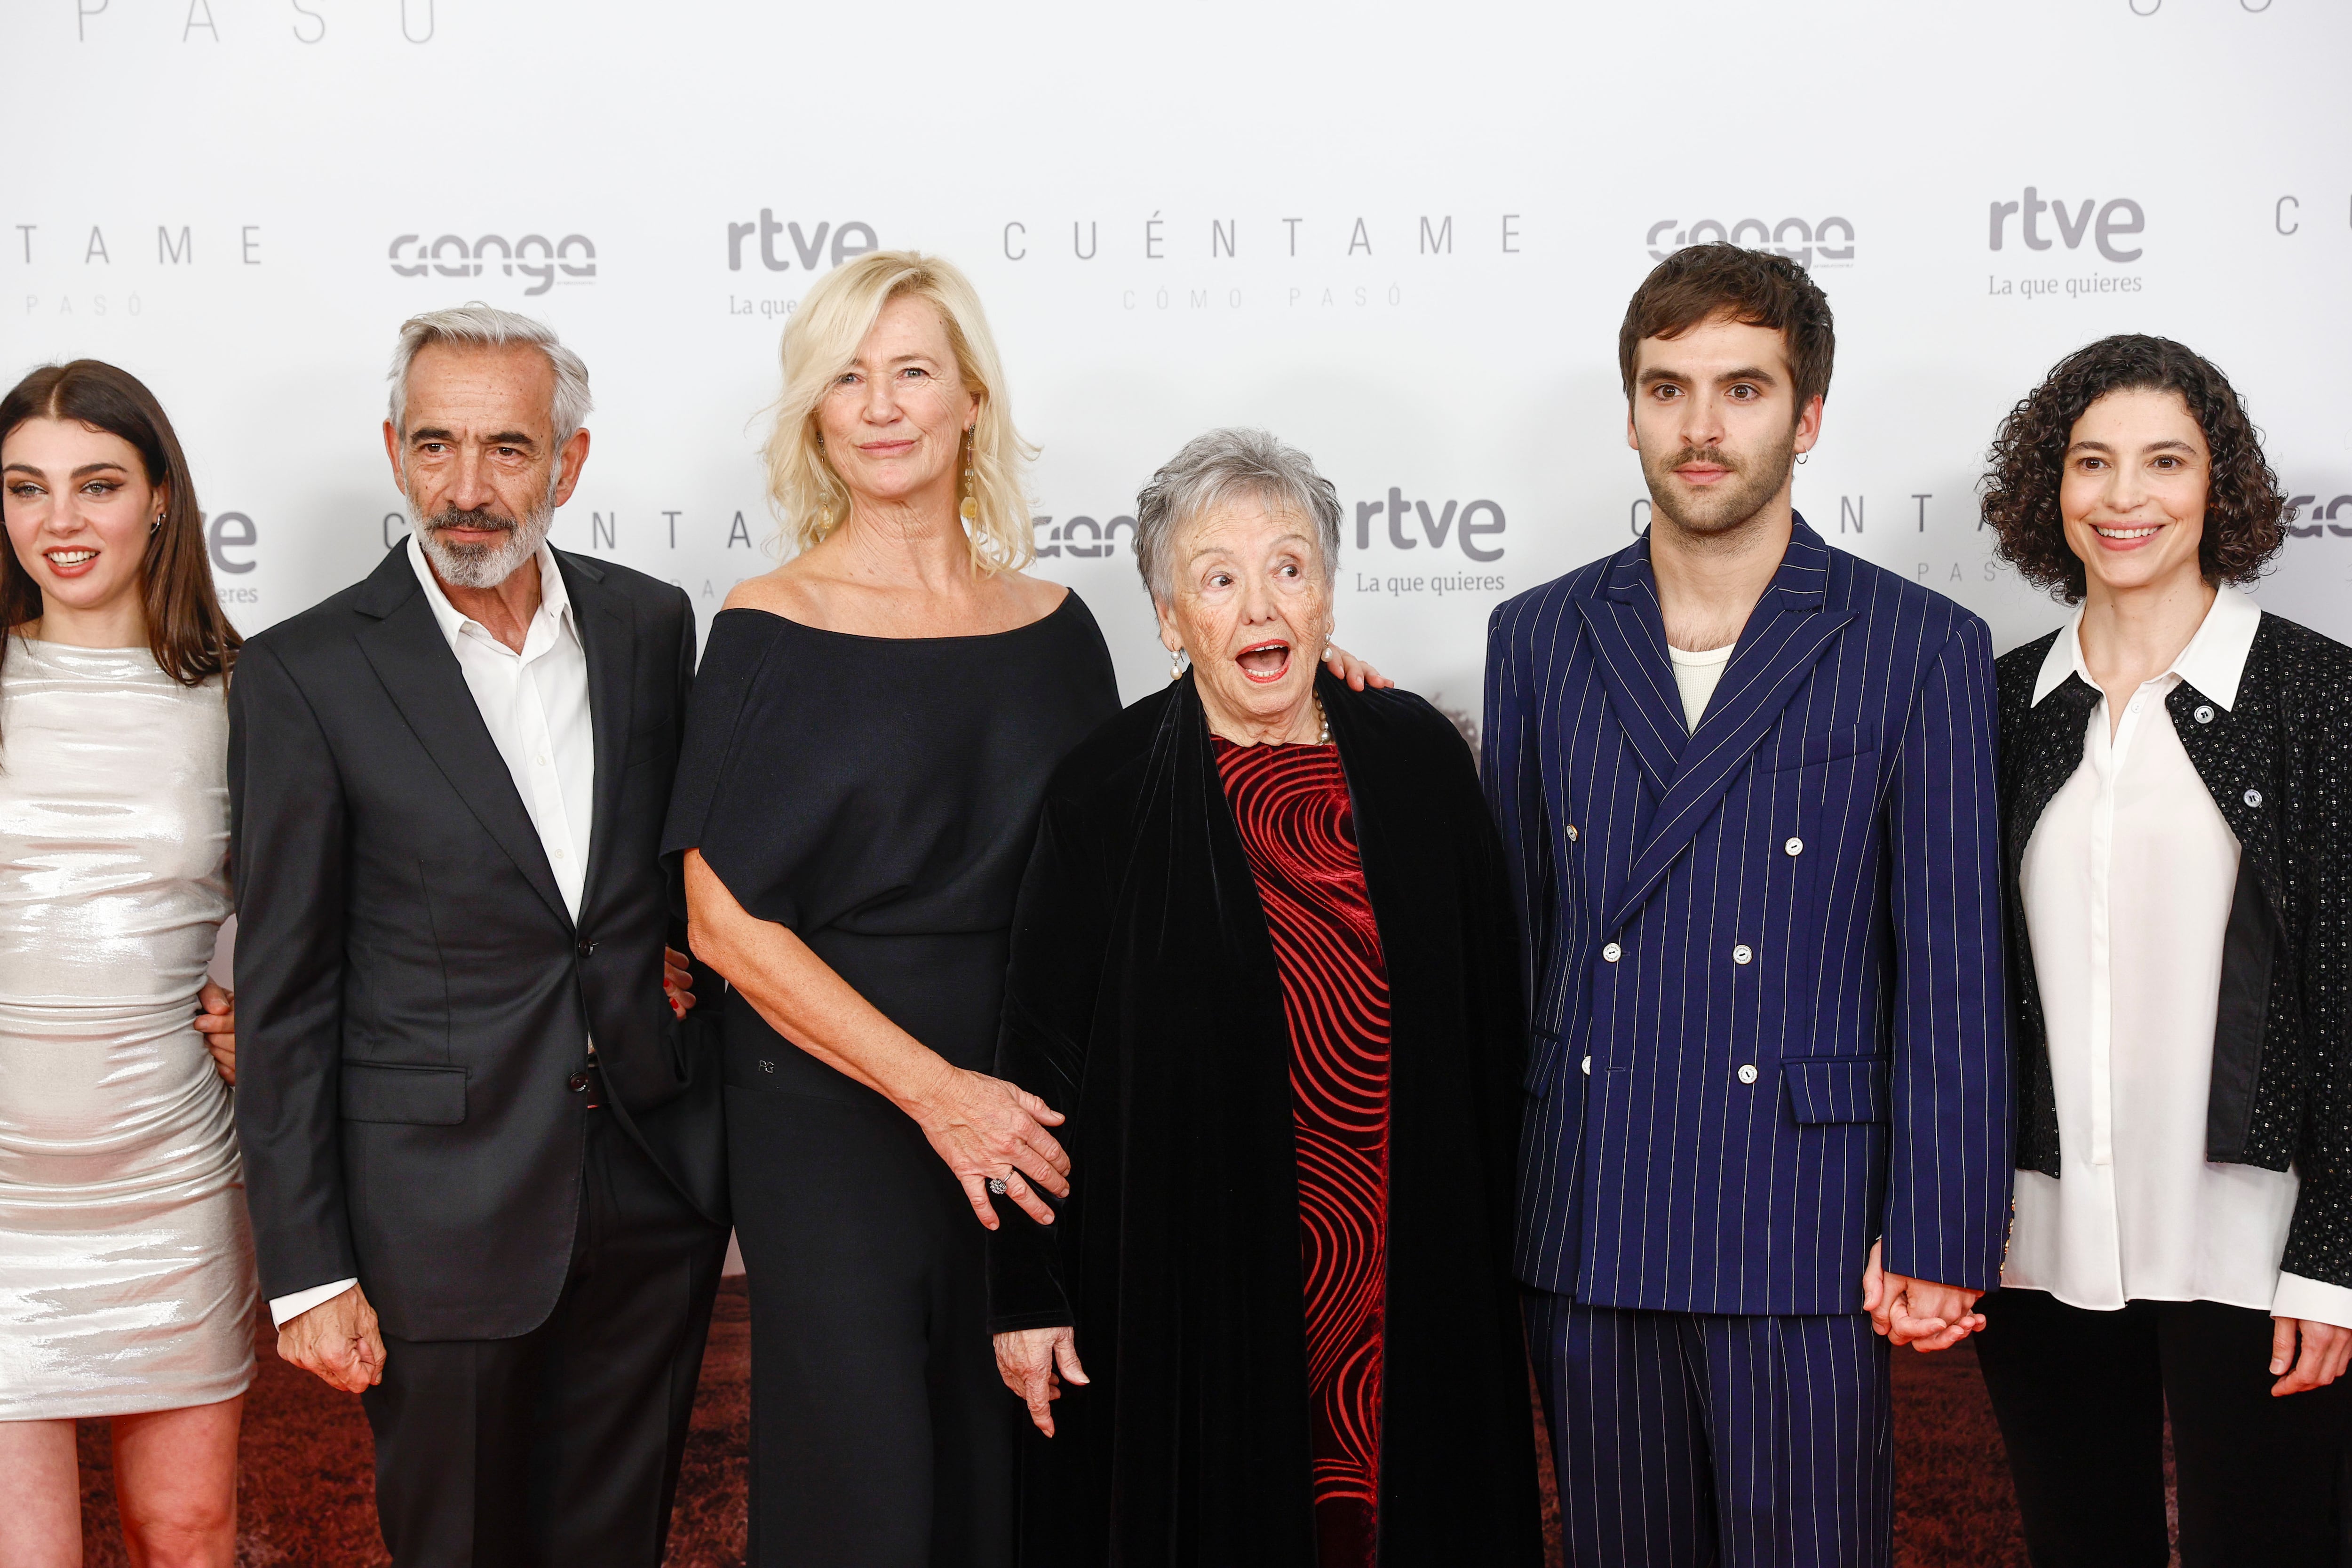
top-left (43, 548), bottom-right (99, 573)
top-left (2092, 523), bottom-right (2160, 544)
top-left (1236, 640), bottom-right (1292, 684)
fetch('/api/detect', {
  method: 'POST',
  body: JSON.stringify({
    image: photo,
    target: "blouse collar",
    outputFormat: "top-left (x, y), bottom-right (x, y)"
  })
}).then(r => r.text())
top-left (2031, 583), bottom-right (2262, 712)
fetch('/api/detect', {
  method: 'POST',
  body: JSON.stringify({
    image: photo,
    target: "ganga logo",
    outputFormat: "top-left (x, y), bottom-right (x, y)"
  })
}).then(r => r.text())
top-left (1648, 216), bottom-right (1855, 269)
top-left (387, 234), bottom-right (597, 296)
top-left (1033, 514), bottom-right (1136, 560)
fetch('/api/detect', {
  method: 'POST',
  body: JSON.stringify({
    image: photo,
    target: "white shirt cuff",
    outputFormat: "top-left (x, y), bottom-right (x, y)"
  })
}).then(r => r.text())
top-left (269, 1277), bottom-right (358, 1329)
top-left (2272, 1273), bottom-right (2352, 1330)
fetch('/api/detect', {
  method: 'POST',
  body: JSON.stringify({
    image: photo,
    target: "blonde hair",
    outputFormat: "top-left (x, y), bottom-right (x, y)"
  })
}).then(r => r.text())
top-left (761, 251), bottom-right (1035, 572)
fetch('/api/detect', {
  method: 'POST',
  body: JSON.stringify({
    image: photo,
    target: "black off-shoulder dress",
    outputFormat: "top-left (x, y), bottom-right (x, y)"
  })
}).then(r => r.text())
top-left (662, 591), bottom-right (1120, 1568)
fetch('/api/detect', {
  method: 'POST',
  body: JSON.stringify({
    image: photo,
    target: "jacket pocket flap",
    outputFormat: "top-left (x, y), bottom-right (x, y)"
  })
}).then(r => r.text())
top-left (1760, 725), bottom-right (1873, 773)
top-left (341, 1062), bottom-right (467, 1126)
top-left (1781, 1057), bottom-right (1889, 1124)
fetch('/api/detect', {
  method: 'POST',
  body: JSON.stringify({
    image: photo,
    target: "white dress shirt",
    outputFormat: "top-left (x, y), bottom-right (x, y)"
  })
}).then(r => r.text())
top-left (269, 537), bottom-right (597, 1329)
top-left (1667, 641), bottom-right (1734, 731)
top-left (2003, 586), bottom-right (2352, 1329)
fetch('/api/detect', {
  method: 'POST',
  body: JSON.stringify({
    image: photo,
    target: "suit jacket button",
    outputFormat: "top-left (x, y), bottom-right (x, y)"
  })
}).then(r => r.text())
top-left (1566, 824), bottom-right (1580, 843)
top-left (1732, 944), bottom-right (1754, 965)
top-left (1784, 837), bottom-right (1804, 856)
top-left (1581, 1055), bottom-right (1592, 1075)
top-left (577, 938), bottom-right (597, 957)
top-left (2244, 788), bottom-right (2263, 808)
top-left (1737, 1064), bottom-right (1759, 1085)
top-left (568, 1072), bottom-right (590, 1093)
top-left (2194, 705), bottom-right (2215, 724)
top-left (1602, 942), bottom-right (1623, 963)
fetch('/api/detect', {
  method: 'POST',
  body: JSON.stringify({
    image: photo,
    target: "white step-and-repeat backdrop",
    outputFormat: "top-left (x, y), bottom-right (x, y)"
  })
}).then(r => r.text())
top-left (6, 0), bottom-right (2349, 723)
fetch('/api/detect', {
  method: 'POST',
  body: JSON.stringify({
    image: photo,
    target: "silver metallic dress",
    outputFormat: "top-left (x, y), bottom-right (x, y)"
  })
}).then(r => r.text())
top-left (0, 640), bottom-right (255, 1419)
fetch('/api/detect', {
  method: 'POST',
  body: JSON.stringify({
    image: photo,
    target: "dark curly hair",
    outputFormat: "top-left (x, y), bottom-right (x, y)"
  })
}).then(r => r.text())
top-left (1980, 334), bottom-right (2288, 604)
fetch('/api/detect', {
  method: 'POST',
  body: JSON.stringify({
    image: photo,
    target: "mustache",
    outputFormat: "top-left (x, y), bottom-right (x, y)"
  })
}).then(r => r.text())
top-left (1663, 446), bottom-right (1740, 473)
top-left (425, 507), bottom-right (518, 536)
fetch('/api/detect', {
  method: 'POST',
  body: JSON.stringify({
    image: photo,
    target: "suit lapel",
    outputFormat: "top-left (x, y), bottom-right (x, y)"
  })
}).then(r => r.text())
top-left (1573, 547), bottom-right (1684, 794)
top-left (562, 551), bottom-right (636, 907)
top-left (354, 546), bottom-right (573, 929)
top-left (1602, 521), bottom-right (1855, 933)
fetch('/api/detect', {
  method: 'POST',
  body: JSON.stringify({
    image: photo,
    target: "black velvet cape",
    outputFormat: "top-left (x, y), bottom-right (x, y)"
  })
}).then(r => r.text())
top-left (986, 670), bottom-right (1542, 1568)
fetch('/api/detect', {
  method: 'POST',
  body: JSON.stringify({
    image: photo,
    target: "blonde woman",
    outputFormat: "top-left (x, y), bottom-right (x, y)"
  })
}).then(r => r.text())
top-left (665, 253), bottom-right (1384, 1567)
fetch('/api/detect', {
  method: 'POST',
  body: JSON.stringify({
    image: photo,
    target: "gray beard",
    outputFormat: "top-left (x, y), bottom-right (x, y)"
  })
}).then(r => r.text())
top-left (410, 495), bottom-right (555, 589)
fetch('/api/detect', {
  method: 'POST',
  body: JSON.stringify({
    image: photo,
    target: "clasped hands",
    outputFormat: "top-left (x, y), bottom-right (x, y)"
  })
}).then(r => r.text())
top-left (1861, 1240), bottom-right (1984, 1353)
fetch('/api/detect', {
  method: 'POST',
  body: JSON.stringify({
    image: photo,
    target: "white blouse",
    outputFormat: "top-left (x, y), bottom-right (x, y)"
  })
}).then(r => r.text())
top-left (2003, 586), bottom-right (2352, 1328)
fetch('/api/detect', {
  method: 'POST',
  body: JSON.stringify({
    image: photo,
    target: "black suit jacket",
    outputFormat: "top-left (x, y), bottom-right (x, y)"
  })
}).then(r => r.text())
top-left (230, 542), bottom-right (725, 1341)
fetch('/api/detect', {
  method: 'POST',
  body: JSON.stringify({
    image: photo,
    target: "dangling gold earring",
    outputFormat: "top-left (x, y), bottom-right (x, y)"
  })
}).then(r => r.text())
top-left (959, 427), bottom-right (980, 524)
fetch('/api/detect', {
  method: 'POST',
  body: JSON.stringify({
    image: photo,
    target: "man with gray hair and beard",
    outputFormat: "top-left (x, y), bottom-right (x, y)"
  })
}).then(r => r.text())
top-left (229, 305), bottom-right (730, 1566)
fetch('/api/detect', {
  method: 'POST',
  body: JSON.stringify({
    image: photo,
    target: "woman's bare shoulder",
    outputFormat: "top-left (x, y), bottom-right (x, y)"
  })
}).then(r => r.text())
top-left (1003, 570), bottom-right (1072, 622)
top-left (722, 563), bottom-right (821, 621)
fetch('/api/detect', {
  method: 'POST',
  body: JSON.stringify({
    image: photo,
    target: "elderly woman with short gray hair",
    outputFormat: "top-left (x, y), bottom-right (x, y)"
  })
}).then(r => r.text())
top-left (985, 429), bottom-right (1542, 1567)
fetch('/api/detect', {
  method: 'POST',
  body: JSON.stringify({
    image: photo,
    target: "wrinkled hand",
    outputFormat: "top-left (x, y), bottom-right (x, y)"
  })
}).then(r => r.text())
top-left (1321, 643), bottom-right (1395, 691)
top-left (2271, 1317), bottom-right (2352, 1396)
top-left (664, 945), bottom-right (697, 1019)
top-left (1862, 1241), bottom-right (1985, 1353)
top-left (193, 980), bottom-right (236, 1085)
top-left (278, 1284), bottom-right (385, 1394)
top-left (910, 1065), bottom-right (1071, 1229)
top-left (995, 1326), bottom-right (1088, 1437)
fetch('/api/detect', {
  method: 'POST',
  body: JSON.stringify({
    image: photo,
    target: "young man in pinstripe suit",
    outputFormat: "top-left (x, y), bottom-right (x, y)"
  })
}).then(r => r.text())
top-left (1484, 244), bottom-right (2011, 1567)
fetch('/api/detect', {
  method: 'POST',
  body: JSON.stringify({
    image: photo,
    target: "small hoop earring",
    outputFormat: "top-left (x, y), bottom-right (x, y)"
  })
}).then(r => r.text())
top-left (1795, 452), bottom-right (1810, 466)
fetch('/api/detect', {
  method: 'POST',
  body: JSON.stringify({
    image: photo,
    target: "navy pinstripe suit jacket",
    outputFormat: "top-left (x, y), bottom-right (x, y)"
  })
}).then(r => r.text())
top-left (1484, 519), bottom-right (2011, 1315)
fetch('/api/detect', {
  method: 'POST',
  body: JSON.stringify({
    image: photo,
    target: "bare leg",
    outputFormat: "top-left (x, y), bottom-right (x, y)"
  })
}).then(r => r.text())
top-left (0, 1417), bottom-right (83, 1568)
top-left (111, 1396), bottom-right (242, 1568)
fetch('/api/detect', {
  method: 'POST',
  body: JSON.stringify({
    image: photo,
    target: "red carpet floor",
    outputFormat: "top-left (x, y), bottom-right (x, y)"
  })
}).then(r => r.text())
top-left (74, 1280), bottom-right (2028, 1566)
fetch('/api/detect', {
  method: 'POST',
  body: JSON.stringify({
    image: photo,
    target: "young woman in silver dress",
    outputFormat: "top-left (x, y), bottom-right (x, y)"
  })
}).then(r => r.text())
top-left (0, 361), bottom-right (249, 1568)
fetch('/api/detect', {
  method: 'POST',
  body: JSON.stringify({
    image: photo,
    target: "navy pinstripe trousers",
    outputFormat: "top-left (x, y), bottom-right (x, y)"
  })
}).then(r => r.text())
top-left (1526, 1290), bottom-right (1892, 1568)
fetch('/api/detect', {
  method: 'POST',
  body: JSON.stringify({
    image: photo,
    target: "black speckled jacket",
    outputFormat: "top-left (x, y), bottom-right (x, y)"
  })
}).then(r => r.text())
top-left (1996, 610), bottom-right (2352, 1288)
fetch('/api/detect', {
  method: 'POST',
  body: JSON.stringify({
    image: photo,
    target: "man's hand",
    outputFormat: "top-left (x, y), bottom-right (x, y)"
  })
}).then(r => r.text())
top-left (1320, 644), bottom-right (1396, 692)
top-left (193, 980), bottom-right (236, 1085)
top-left (278, 1285), bottom-right (386, 1393)
top-left (1862, 1240), bottom-right (1985, 1353)
top-left (994, 1326), bottom-right (1088, 1436)
top-left (2271, 1318), bottom-right (2352, 1397)
top-left (664, 945), bottom-right (697, 1018)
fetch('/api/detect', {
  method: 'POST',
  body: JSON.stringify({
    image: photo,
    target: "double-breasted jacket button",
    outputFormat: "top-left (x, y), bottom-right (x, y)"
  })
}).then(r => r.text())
top-left (2244, 788), bottom-right (2263, 808)
top-left (1601, 941), bottom-right (1623, 963)
top-left (1732, 944), bottom-right (1754, 965)
top-left (568, 1071), bottom-right (590, 1093)
top-left (1784, 837), bottom-right (1804, 857)
top-left (2194, 705), bottom-right (2216, 724)
top-left (1581, 1055), bottom-right (1593, 1075)
top-left (1566, 824), bottom-right (1580, 843)
top-left (1737, 1064), bottom-right (1760, 1085)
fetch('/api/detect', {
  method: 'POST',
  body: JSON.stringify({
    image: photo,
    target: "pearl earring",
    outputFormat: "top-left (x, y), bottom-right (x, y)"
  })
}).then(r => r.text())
top-left (1169, 648), bottom-right (1187, 681)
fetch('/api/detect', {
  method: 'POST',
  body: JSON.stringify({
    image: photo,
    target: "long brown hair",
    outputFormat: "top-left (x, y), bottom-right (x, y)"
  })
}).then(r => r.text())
top-left (0, 360), bottom-right (240, 686)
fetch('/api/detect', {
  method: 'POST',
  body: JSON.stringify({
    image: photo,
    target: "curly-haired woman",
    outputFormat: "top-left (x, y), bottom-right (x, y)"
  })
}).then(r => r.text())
top-left (1974, 334), bottom-right (2352, 1567)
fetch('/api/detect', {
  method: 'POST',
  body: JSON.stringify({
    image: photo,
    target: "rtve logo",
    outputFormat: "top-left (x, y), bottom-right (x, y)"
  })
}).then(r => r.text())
top-left (388, 234), bottom-right (596, 296)
top-left (1987, 189), bottom-right (2144, 263)
top-left (726, 214), bottom-right (881, 272)
top-left (1648, 217), bottom-right (1855, 270)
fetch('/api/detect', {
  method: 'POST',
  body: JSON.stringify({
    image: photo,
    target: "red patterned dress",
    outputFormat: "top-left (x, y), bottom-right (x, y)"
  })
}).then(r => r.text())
top-left (1213, 737), bottom-right (1392, 1568)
